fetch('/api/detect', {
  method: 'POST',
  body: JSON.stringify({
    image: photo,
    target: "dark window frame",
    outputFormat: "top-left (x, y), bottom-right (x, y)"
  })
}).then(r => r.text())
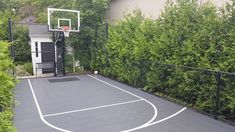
top-left (35, 42), bottom-right (38, 57)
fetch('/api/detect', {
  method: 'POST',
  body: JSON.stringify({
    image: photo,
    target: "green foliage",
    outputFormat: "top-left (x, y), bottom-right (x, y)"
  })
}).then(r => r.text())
top-left (0, 0), bottom-right (22, 12)
top-left (0, 13), bottom-right (31, 64)
top-left (0, 2), bottom-right (18, 130)
top-left (15, 65), bottom-right (31, 77)
top-left (0, 11), bottom-right (16, 41)
top-left (65, 53), bottom-right (74, 73)
top-left (0, 11), bottom-right (31, 66)
top-left (102, 10), bottom-right (153, 84)
top-left (0, 0), bottom-right (21, 41)
top-left (23, 63), bottom-right (33, 75)
top-left (67, 0), bottom-right (111, 70)
top-left (13, 26), bottom-right (31, 64)
top-left (0, 110), bottom-right (16, 132)
top-left (0, 41), bottom-right (16, 131)
top-left (95, 0), bottom-right (235, 121)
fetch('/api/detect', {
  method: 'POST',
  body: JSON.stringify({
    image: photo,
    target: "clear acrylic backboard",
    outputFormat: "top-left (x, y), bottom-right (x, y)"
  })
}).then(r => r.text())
top-left (47, 8), bottom-right (80, 33)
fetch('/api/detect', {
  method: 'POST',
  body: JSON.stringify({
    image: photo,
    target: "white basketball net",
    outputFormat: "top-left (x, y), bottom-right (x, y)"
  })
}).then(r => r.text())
top-left (62, 26), bottom-right (71, 37)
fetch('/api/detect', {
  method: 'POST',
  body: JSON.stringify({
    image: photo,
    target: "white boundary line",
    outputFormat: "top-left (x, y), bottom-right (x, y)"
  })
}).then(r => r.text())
top-left (147, 107), bottom-right (186, 126)
top-left (122, 107), bottom-right (187, 132)
top-left (28, 76), bottom-right (186, 132)
top-left (87, 75), bottom-right (158, 130)
top-left (88, 74), bottom-right (187, 132)
top-left (44, 99), bottom-right (143, 117)
top-left (28, 79), bottom-right (72, 132)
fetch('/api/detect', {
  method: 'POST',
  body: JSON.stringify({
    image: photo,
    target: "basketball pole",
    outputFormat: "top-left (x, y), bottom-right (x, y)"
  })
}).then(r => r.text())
top-left (52, 25), bottom-right (57, 77)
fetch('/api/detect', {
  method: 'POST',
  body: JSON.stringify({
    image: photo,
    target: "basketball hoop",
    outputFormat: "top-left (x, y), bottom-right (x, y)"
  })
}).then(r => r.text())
top-left (62, 26), bottom-right (71, 37)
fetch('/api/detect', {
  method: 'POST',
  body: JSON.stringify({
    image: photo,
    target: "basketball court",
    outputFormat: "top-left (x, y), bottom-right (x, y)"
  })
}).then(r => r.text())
top-left (13, 7), bottom-right (235, 132)
top-left (14, 74), bottom-right (235, 132)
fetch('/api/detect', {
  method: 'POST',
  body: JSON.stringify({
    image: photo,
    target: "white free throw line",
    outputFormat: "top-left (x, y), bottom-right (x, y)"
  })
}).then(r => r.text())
top-left (28, 79), bottom-right (72, 132)
top-left (87, 74), bottom-right (158, 130)
top-left (43, 99), bottom-right (143, 117)
top-left (122, 107), bottom-right (187, 132)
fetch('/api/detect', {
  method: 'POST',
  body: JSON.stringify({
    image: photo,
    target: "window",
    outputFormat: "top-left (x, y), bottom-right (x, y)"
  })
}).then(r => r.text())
top-left (35, 42), bottom-right (38, 57)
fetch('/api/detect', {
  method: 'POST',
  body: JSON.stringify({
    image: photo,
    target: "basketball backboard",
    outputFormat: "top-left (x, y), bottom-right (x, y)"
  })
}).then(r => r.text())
top-left (47, 8), bottom-right (80, 33)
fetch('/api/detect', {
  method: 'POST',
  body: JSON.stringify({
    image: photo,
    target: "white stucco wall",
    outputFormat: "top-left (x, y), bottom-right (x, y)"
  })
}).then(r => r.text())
top-left (30, 37), bottom-right (53, 76)
top-left (107, 0), bottom-right (229, 21)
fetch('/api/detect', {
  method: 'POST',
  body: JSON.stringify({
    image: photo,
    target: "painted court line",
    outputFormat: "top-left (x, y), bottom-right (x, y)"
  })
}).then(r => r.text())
top-left (122, 107), bottom-right (187, 132)
top-left (28, 75), bottom-right (186, 132)
top-left (43, 99), bottom-right (143, 117)
top-left (147, 107), bottom-right (187, 126)
top-left (28, 79), bottom-right (72, 132)
top-left (88, 75), bottom-right (187, 132)
top-left (87, 75), bottom-right (158, 130)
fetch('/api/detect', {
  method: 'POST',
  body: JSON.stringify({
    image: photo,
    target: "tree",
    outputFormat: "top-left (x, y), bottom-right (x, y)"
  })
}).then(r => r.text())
top-left (69, 0), bottom-right (111, 70)
top-left (0, 11), bottom-right (16, 41)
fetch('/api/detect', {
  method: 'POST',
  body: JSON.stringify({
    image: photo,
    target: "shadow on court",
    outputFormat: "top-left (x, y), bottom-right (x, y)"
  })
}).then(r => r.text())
top-left (14, 74), bottom-right (235, 132)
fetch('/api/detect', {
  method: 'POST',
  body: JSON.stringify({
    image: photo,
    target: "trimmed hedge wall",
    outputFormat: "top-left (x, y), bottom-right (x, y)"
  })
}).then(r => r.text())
top-left (93, 0), bottom-right (235, 121)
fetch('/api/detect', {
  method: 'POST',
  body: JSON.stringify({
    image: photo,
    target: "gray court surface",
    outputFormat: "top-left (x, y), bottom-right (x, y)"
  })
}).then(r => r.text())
top-left (14, 74), bottom-right (235, 132)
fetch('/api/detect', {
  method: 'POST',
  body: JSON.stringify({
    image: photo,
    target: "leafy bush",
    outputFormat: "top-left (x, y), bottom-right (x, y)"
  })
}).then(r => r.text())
top-left (0, 110), bottom-right (16, 132)
top-left (15, 65), bottom-right (31, 77)
top-left (13, 26), bottom-right (31, 64)
top-left (0, 41), bottom-right (17, 131)
top-left (95, 0), bottom-right (235, 121)
top-left (23, 63), bottom-right (33, 75)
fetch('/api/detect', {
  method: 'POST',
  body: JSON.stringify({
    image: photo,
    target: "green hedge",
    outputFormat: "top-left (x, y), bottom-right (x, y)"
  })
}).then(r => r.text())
top-left (0, 41), bottom-right (17, 131)
top-left (0, 110), bottom-right (16, 132)
top-left (94, 0), bottom-right (235, 121)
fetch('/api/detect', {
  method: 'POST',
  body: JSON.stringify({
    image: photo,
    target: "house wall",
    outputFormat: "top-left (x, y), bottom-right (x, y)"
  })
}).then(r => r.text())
top-left (107, 0), bottom-right (229, 21)
top-left (107, 0), bottom-right (167, 21)
top-left (30, 37), bottom-right (53, 76)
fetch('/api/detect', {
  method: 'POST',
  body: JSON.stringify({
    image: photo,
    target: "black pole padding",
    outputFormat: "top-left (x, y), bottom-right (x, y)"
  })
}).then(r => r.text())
top-left (52, 27), bottom-right (57, 77)
top-left (214, 72), bottom-right (222, 119)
